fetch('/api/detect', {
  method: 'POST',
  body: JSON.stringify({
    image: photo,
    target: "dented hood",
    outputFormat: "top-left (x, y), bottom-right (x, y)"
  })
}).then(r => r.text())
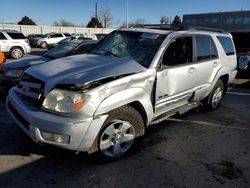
top-left (26, 54), bottom-right (146, 94)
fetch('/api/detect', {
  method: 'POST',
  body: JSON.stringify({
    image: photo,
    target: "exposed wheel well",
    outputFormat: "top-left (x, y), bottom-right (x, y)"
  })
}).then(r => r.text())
top-left (129, 101), bottom-right (148, 127)
top-left (219, 74), bottom-right (229, 94)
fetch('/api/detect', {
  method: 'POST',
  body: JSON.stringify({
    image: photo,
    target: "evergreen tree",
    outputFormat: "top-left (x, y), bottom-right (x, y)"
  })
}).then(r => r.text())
top-left (18, 16), bottom-right (36, 25)
top-left (86, 17), bottom-right (103, 28)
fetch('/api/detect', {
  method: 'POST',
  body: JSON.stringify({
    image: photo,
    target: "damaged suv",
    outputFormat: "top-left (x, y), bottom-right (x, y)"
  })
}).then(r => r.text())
top-left (7, 28), bottom-right (237, 159)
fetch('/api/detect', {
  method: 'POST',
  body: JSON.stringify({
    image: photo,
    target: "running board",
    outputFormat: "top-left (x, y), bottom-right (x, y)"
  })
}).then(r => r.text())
top-left (150, 102), bottom-right (199, 125)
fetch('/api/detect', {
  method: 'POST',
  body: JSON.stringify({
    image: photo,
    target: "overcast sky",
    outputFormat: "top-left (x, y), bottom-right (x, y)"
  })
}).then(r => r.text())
top-left (0, 0), bottom-right (250, 26)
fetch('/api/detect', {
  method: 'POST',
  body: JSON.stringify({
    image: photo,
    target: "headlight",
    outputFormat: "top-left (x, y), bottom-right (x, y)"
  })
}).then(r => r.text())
top-left (42, 89), bottom-right (90, 113)
top-left (5, 70), bottom-right (23, 77)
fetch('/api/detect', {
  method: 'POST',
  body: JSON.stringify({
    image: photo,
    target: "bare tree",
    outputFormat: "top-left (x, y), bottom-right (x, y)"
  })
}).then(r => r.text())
top-left (160, 16), bottom-right (169, 25)
top-left (98, 6), bottom-right (114, 28)
top-left (53, 19), bottom-right (75, 27)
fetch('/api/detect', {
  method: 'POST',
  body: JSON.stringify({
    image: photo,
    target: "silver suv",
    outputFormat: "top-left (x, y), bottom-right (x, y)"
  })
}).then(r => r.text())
top-left (0, 30), bottom-right (31, 59)
top-left (7, 28), bottom-right (237, 159)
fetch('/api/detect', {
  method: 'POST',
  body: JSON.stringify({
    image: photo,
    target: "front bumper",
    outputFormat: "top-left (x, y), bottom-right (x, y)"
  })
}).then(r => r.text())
top-left (6, 88), bottom-right (107, 152)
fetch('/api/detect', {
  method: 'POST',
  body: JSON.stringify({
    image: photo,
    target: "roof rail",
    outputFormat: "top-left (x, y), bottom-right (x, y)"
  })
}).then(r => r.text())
top-left (184, 26), bottom-right (228, 34)
top-left (130, 24), bottom-right (183, 31)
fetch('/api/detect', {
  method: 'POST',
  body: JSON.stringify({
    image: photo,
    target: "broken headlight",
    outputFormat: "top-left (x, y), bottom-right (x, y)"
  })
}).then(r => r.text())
top-left (42, 89), bottom-right (90, 113)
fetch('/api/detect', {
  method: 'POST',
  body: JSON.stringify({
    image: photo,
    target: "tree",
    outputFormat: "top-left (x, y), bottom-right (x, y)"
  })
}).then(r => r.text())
top-left (98, 6), bottom-right (114, 28)
top-left (18, 16), bottom-right (36, 25)
top-left (160, 16), bottom-right (169, 25)
top-left (86, 17), bottom-right (103, 28)
top-left (53, 19), bottom-right (75, 27)
top-left (172, 15), bottom-right (182, 26)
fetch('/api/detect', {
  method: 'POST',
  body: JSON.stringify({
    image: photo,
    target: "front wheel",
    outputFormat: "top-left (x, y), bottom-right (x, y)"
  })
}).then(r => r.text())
top-left (202, 79), bottom-right (224, 110)
top-left (95, 105), bottom-right (145, 160)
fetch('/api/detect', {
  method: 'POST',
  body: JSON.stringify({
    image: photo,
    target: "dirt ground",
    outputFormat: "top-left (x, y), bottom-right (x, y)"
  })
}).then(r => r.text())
top-left (0, 78), bottom-right (250, 188)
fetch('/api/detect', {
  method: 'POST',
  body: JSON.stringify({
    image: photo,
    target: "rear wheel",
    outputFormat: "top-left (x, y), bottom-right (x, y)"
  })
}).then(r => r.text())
top-left (94, 105), bottom-right (144, 160)
top-left (202, 79), bottom-right (224, 110)
top-left (10, 47), bottom-right (23, 59)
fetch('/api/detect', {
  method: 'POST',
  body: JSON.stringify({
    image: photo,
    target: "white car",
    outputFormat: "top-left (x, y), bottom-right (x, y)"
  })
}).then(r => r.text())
top-left (0, 30), bottom-right (31, 59)
top-left (36, 33), bottom-right (70, 48)
top-left (71, 33), bottom-right (98, 40)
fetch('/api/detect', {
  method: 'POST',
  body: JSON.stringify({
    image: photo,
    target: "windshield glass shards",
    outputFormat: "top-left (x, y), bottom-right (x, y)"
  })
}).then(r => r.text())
top-left (90, 30), bottom-right (166, 68)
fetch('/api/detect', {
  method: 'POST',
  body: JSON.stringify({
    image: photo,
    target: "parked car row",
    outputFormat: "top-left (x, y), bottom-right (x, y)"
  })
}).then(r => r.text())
top-left (0, 40), bottom-right (97, 88)
top-left (1, 27), bottom-right (237, 160)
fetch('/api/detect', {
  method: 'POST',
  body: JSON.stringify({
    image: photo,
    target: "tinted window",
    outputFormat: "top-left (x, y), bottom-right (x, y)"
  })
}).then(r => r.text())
top-left (7, 32), bottom-right (26, 39)
top-left (196, 35), bottom-right (217, 61)
top-left (51, 34), bottom-right (63, 38)
top-left (243, 17), bottom-right (250, 24)
top-left (0, 33), bottom-right (7, 40)
top-left (217, 36), bottom-right (235, 56)
top-left (71, 43), bottom-right (96, 55)
top-left (63, 33), bottom-right (71, 37)
top-left (162, 37), bottom-right (193, 66)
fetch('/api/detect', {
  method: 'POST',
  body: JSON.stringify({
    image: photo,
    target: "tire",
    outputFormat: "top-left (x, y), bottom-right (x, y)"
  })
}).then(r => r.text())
top-left (93, 105), bottom-right (145, 161)
top-left (202, 79), bottom-right (224, 111)
top-left (40, 41), bottom-right (48, 49)
top-left (10, 47), bottom-right (23, 59)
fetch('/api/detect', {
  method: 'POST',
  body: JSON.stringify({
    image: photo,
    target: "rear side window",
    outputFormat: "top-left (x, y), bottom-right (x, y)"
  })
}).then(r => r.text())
top-left (196, 35), bottom-right (218, 61)
top-left (217, 36), bottom-right (235, 56)
top-left (0, 32), bottom-right (7, 40)
top-left (7, 32), bottom-right (26, 39)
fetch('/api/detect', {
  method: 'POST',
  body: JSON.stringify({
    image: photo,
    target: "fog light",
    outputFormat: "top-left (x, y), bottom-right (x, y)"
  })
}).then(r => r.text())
top-left (41, 131), bottom-right (70, 144)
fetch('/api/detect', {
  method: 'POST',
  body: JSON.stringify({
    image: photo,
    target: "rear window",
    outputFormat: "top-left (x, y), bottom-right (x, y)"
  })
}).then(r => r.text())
top-left (7, 32), bottom-right (26, 40)
top-left (217, 36), bottom-right (235, 56)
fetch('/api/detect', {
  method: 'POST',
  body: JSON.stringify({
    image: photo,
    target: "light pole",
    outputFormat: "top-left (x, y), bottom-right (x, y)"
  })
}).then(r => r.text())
top-left (126, 0), bottom-right (128, 28)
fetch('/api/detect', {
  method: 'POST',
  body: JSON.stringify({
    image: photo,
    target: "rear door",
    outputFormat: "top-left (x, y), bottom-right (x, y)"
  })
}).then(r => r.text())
top-left (192, 35), bottom-right (220, 100)
top-left (155, 36), bottom-right (197, 116)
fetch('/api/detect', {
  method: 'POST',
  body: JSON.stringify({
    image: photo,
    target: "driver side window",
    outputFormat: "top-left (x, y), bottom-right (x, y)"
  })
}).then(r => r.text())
top-left (162, 37), bottom-right (193, 66)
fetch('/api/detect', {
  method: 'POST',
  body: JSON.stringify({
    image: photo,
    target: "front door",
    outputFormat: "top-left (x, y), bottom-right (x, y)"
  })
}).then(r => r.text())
top-left (155, 36), bottom-right (197, 116)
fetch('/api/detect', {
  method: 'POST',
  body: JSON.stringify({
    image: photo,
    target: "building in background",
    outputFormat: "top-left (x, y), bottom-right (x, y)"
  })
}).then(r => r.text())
top-left (183, 10), bottom-right (250, 32)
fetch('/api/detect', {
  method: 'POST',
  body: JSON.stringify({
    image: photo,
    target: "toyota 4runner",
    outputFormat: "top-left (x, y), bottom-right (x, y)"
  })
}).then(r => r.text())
top-left (7, 28), bottom-right (237, 159)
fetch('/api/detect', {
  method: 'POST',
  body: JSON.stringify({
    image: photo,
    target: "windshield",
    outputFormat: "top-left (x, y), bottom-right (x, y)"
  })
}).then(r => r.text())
top-left (43, 42), bottom-right (79, 59)
top-left (90, 30), bottom-right (166, 68)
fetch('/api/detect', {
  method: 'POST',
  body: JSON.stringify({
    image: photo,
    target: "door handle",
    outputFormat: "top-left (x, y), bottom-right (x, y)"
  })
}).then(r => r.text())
top-left (213, 62), bottom-right (218, 67)
top-left (188, 67), bottom-right (196, 73)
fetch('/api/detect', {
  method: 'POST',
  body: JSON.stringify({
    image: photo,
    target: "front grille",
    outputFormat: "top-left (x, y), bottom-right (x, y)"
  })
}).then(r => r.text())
top-left (16, 73), bottom-right (45, 107)
top-left (8, 102), bottom-right (29, 129)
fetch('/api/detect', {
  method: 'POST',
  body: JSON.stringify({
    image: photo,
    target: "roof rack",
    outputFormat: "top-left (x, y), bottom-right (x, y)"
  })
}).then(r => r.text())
top-left (184, 26), bottom-right (228, 33)
top-left (130, 24), bottom-right (183, 31)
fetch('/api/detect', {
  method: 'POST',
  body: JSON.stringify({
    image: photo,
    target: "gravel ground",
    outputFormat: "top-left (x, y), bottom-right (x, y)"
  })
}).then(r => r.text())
top-left (0, 52), bottom-right (250, 187)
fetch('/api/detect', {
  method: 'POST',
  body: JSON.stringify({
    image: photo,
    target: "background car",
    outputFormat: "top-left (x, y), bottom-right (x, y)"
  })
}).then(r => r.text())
top-left (26, 34), bottom-right (43, 45)
top-left (0, 30), bottom-right (31, 59)
top-left (34, 33), bottom-right (70, 48)
top-left (0, 40), bottom-right (97, 88)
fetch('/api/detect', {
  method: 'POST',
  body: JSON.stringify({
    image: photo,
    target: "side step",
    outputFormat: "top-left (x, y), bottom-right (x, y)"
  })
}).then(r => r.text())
top-left (150, 102), bottom-right (199, 125)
